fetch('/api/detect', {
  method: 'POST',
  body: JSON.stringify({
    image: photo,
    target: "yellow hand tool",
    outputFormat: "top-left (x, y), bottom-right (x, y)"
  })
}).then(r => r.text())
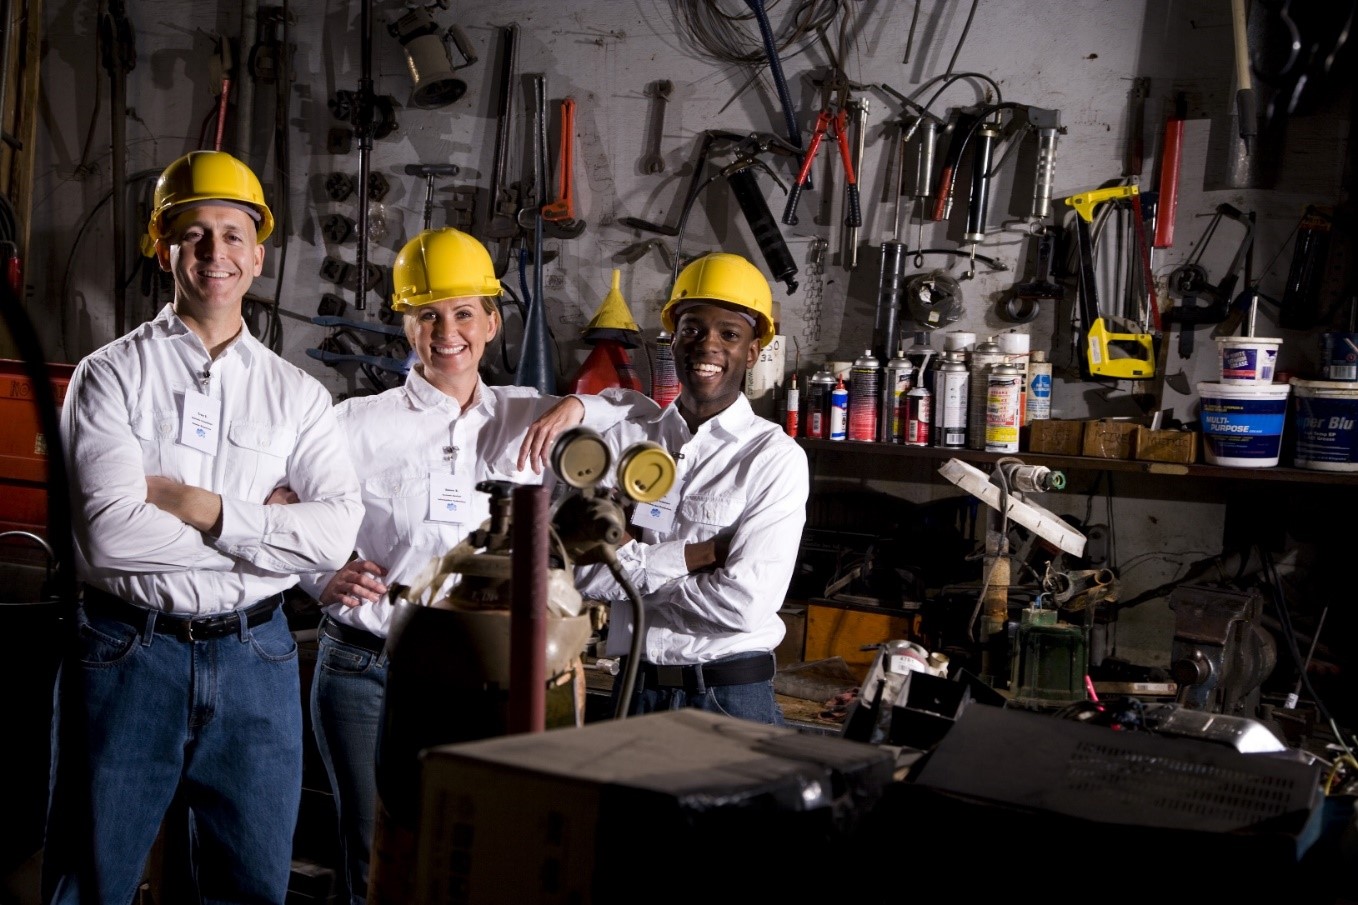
top-left (1065, 185), bottom-right (1159, 379)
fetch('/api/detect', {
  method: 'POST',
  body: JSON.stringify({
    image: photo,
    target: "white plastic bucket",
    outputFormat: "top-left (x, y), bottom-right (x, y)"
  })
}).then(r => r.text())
top-left (1216, 336), bottom-right (1281, 384)
top-left (1198, 381), bottom-right (1290, 467)
top-left (1291, 378), bottom-right (1358, 471)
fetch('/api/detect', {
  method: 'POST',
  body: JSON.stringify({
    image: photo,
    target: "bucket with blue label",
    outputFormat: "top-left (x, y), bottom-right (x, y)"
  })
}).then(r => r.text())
top-left (1291, 378), bottom-right (1358, 471)
top-left (1198, 381), bottom-right (1290, 467)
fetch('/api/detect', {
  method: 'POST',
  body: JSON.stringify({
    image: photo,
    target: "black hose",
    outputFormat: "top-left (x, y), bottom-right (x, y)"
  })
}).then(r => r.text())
top-left (742, 0), bottom-right (802, 158)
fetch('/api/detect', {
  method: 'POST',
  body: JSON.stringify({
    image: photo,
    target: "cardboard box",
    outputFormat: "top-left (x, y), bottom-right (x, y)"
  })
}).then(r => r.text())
top-left (1134, 426), bottom-right (1199, 464)
top-left (1081, 419), bottom-right (1140, 459)
top-left (414, 709), bottom-right (895, 904)
top-left (1026, 419), bottom-right (1085, 456)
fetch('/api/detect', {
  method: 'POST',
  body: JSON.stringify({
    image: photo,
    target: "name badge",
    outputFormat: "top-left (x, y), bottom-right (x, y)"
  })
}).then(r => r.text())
top-left (428, 471), bottom-right (473, 524)
top-left (630, 486), bottom-right (679, 534)
top-left (179, 388), bottom-right (221, 455)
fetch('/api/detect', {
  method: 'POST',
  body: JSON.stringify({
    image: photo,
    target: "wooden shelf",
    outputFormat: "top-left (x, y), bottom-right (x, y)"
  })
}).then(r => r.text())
top-left (795, 438), bottom-right (1358, 487)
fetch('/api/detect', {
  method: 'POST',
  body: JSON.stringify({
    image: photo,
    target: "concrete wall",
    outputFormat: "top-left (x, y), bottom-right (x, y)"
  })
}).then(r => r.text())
top-left (26, 0), bottom-right (1355, 666)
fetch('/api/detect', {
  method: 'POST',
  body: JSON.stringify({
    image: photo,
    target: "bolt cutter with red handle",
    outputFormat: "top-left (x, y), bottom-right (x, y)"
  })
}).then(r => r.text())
top-left (781, 67), bottom-right (862, 230)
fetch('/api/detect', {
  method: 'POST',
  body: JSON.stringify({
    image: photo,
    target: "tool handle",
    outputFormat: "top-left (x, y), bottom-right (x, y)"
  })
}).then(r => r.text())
top-left (963, 124), bottom-right (999, 242)
top-left (781, 183), bottom-right (805, 227)
top-left (1154, 102), bottom-right (1184, 248)
top-left (1030, 127), bottom-right (1059, 221)
top-left (729, 166), bottom-right (798, 293)
top-left (844, 183), bottom-right (862, 228)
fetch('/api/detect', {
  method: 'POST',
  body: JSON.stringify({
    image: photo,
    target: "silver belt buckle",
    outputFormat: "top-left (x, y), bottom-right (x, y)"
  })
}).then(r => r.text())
top-left (655, 665), bottom-right (685, 686)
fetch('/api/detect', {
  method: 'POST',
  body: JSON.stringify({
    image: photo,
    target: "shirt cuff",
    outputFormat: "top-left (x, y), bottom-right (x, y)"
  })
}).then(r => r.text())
top-left (212, 495), bottom-right (263, 553)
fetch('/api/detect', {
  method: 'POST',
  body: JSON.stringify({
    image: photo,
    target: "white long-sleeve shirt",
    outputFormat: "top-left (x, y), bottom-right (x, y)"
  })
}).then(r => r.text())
top-left (576, 391), bottom-right (809, 665)
top-left (299, 368), bottom-right (631, 638)
top-left (61, 304), bottom-right (363, 615)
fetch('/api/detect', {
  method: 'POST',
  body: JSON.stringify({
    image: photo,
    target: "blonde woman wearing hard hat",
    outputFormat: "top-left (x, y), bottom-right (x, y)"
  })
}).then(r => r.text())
top-left (296, 226), bottom-right (620, 905)
top-left (49, 150), bottom-right (364, 904)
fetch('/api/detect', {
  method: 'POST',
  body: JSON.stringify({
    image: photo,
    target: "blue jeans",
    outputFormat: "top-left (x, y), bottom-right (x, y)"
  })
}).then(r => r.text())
top-left (611, 652), bottom-right (786, 725)
top-left (310, 619), bottom-right (387, 905)
top-left (43, 604), bottom-right (302, 905)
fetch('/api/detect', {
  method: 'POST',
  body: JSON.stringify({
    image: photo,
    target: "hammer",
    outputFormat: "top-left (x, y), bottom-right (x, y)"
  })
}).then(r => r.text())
top-left (403, 163), bottom-right (461, 230)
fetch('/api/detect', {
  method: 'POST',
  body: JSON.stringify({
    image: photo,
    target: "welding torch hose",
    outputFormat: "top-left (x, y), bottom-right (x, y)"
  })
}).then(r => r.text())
top-left (605, 547), bottom-right (646, 720)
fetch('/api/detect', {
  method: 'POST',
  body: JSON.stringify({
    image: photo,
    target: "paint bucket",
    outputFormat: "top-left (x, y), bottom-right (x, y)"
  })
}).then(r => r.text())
top-left (1320, 332), bottom-right (1358, 381)
top-left (1290, 378), bottom-right (1358, 471)
top-left (1197, 381), bottom-right (1290, 467)
top-left (1215, 336), bottom-right (1281, 384)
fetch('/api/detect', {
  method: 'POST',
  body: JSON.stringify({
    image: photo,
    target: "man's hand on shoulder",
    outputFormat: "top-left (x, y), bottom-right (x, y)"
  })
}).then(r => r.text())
top-left (146, 476), bottom-right (225, 536)
top-left (265, 485), bottom-right (300, 505)
top-left (518, 396), bottom-right (586, 474)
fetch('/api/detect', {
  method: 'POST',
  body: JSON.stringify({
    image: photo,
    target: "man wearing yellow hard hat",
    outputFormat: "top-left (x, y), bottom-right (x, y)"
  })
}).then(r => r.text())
top-left (49, 150), bottom-right (363, 904)
top-left (565, 251), bottom-right (809, 724)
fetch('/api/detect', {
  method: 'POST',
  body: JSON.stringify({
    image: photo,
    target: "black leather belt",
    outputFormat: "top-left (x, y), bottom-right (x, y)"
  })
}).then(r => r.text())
top-left (321, 616), bottom-right (386, 655)
top-left (639, 653), bottom-right (776, 690)
top-left (82, 585), bottom-right (282, 642)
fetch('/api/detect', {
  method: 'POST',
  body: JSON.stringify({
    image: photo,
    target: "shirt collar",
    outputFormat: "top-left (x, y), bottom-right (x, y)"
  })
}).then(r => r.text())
top-left (659, 392), bottom-right (755, 441)
top-left (151, 303), bottom-right (257, 367)
top-left (405, 365), bottom-right (488, 415)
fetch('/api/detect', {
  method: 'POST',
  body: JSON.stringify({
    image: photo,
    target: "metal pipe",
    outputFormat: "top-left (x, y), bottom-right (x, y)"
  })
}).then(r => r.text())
top-left (509, 484), bottom-right (549, 734)
top-left (354, 0), bottom-right (373, 309)
top-left (234, 0), bottom-right (258, 158)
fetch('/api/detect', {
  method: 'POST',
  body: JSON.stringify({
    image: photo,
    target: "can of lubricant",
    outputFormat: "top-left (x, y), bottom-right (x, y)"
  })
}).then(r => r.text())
top-left (882, 351), bottom-right (914, 443)
top-left (848, 350), bottom-right (881, 442)
top-left (904, 385), bottom-right (931, 446)
top-left (829, 377), bottom-right (848, 441)
top-left (933, 352), bottom-right (970, 448)
top-left (985, 363), bottom-right (1024, 453)
top-left (804, 368), bottom-right (835, 439)
top-left (968, 339), bottom-right (1004, 450)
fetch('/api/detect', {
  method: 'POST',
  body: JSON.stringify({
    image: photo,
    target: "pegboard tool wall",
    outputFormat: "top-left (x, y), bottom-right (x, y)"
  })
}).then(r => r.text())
top-left (30, 0), bottom-right (1354, 415)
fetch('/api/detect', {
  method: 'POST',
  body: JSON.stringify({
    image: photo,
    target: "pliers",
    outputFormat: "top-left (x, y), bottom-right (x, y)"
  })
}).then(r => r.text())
top-left (781, 67), bottom-right (862, 229)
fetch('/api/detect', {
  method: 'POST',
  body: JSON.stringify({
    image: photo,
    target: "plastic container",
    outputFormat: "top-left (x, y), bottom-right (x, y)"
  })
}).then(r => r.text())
top-left (1216, 336), bottom-right (1281, 384)
top-left (1320, 332), bottom-right (1358, 381)
top-left (1198, 381), bottom-right (1290, 467)
top-left (1291, 378), bottom-right (1358, 471)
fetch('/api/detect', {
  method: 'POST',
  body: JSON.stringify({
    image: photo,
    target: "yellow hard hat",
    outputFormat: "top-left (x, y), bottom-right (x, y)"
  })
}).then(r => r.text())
top-left (147, 150), bottom-right (274, 244)
top-left (661, 252), bottom-right (775, 348)
top-left (390, 227), bottom-right (502, 311)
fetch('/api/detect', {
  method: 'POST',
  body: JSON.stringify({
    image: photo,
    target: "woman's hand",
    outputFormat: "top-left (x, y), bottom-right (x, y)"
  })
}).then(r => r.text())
top-left (518, 396), bottom-right (586, 473)
top-left (319, 558), bottom-right (389, 607)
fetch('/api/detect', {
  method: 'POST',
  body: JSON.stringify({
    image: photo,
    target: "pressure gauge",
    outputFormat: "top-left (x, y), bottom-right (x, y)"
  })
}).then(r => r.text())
top-left (616, 442), bottom-right (676, 504)
top-left (550, 427), bottom-right (612, 489)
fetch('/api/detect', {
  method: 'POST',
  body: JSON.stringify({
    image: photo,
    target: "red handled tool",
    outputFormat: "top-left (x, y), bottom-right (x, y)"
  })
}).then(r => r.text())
top-left (781, 65), bottom-right (862, 229)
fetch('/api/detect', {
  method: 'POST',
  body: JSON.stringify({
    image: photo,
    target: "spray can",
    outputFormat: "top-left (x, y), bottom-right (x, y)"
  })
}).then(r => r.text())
top-left (784, 374), bottom-right (800, 437)
top-left (904, 333), bottom-right (936, 389)
top-left (1026, 350), bottom-right (1053, 423)
top-left (848, 350), bottom-right (881, 442)
top-left (805, 368), bottom-right (835, 439)
top-left (997, 330), bottom-right (1031, 427)
top-left (903, 385), bottom-right (931, 446)
top-left (967, 339), bottom-right (1005, 450)
top-left (650, 331), bottom-right (680, 407)
top-left (829, 376), bottom-right (849, 441)
top-left (985, 362), bottom-right (1024, 453)
top-left (933, 352), bottom-right (970, 448)
top-left (882, 350), bottom-right (914, 443)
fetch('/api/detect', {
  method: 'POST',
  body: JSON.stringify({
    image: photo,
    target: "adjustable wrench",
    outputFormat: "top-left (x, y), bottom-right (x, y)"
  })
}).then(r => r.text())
top-left (540, 97), bottom-right (586, 238)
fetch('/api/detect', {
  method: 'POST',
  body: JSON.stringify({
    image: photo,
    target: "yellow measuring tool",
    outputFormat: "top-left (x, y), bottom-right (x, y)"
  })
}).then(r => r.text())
top-left (1065, 185), bottom-right (1159, 379)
